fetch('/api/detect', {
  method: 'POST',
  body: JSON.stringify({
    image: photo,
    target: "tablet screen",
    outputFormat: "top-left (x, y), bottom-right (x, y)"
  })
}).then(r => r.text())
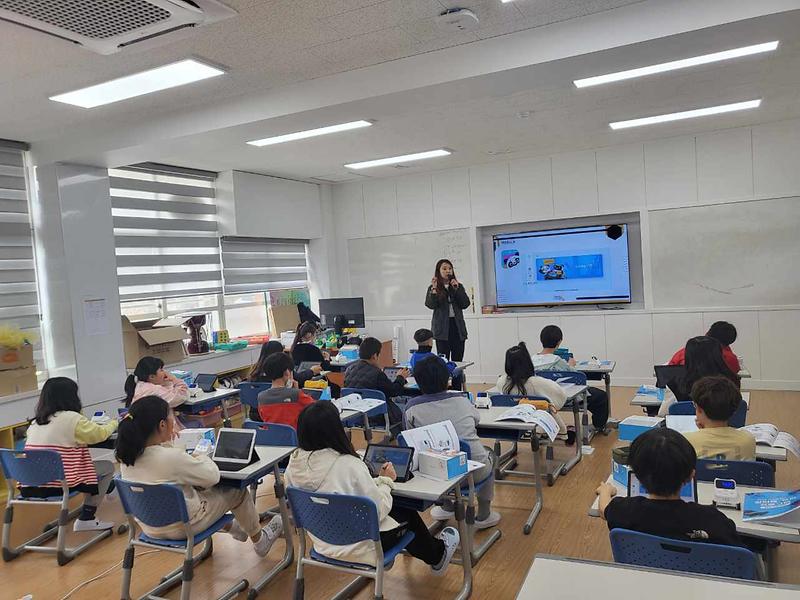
top-left (628, 472), bottom-right (696, 503)
top-left (363, 444), bottom-right (414, 481)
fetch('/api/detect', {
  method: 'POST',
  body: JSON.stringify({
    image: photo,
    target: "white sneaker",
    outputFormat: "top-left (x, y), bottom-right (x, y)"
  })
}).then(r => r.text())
top-left (73, 518), bottom-right (114, 532)
top-left (253, 515), bottom-right (282, 557)
top-left (475, 511), bottom-right (501, 530)
top-left (431, 527), bottom-right (460, 576)
top-left (430, 506), bottom-right (454, 521)
top-left (228, 520), bottom-right (248, 542)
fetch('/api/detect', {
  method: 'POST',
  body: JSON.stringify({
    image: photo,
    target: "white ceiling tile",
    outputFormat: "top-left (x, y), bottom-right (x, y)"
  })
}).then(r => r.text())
top-left (324, 0), bottom-right (446, 39)
top-left (308, 27), bottom-right (419, 71)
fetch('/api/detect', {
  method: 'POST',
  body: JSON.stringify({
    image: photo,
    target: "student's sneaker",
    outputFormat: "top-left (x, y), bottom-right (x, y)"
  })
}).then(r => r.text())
top-left (430, 527), bottom-right (460, 576)
top-left (253, 515), bottom-right (283, 557)
top-left (228, 519), bottom-right (248, 542)
top-left (430, 506), bottom-right (454, 521)
top-left (474, 511), bottom-right (501, 530)
top-left (73, 518), bottom-right (114, 532)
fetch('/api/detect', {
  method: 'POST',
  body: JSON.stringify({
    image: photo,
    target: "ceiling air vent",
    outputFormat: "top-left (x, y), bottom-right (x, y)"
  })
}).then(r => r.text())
top-left (0, 0), bottom-right (236, 54)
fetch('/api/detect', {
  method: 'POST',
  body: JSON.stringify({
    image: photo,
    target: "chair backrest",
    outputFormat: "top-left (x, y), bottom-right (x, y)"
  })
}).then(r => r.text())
top-left (116, 478), bottom-right (189, 527)
top-left (286, 487), bottom-right (380, 545)
top-left (0, 449), bottom-right (65, 486)
top-left (489, 394), bottom-right (548, 407)
top-left (668, 400), bottom-right (747, 428)
top-left (535, 370), bottom-right (587, 386)
top-left (342, 388), bottom-right (387, 402)
top-left (610, 528), bottom-right (758, 580)
top-left (237, 382), bottom-right (272, 408)
top-left (243, 421), bottom-right (298, 446)
top-left (696, 459), bottom-right (775, 487)
top-left (303, 388), bottom-right (323, 400)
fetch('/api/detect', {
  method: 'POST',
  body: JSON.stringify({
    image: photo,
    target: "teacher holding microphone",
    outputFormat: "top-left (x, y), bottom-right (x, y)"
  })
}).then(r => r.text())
top-left (425, 259), bottom-right (470, 361)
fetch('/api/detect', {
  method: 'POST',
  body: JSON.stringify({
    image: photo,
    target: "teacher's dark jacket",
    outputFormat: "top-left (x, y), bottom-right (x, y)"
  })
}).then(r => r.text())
top-left (425, 284), bottom-right (470, 341)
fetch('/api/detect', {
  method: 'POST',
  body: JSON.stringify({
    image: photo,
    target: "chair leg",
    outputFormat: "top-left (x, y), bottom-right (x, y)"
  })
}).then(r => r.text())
top-left (374, 563), bottom-right (384, 600)
top-left (120, 545), bottom-right (135, 600)
top-left (179, 557), bottom-right (193, 600)
top-left (293, 558), bottom-right (305, 600)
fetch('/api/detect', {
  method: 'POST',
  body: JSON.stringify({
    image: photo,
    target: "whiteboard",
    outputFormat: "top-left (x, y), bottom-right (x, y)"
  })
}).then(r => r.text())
top-left (348, 229), bottom-right (474, 317)
top-left (650, 197), bottom-right (800, 308)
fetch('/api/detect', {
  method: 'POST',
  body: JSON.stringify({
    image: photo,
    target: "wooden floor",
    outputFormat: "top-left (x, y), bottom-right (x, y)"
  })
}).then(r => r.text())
top-left (3, 387), bottom-right (799, 600)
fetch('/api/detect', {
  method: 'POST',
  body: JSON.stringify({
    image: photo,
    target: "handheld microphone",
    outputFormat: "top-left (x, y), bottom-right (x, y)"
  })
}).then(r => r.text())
top-left (447, 274), bottom-right (455, 281)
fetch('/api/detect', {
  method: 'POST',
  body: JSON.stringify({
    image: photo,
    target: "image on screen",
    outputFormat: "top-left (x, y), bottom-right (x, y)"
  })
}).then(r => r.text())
top-left (493, 225), bottom-right (631, 307)
top-left (364, 445), bottom-right (413, 478)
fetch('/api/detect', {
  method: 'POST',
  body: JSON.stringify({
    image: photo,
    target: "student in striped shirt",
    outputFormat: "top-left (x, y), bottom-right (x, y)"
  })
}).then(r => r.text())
top-left (24, 378), bottom-right (118, 531)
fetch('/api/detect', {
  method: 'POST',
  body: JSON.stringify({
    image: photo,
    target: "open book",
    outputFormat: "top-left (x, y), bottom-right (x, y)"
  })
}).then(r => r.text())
top-left (496, 405), bottom-right (560, 441)
top-left (333, 393), bottom-right (384, 414)
top-left (742, 424), bottom-right (800, 459)
top-left (743, 489), bottom-right (800, 527)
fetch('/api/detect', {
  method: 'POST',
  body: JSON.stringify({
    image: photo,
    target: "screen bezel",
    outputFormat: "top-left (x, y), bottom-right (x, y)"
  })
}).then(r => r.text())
top-left (363, 443), bottom-right (414, 482)
top-left (212, 429), bottom-right (256, 465)
top-left (194, 373), bottom-right (217, 391)
top-left (492, 224), bottom-right (633, 308)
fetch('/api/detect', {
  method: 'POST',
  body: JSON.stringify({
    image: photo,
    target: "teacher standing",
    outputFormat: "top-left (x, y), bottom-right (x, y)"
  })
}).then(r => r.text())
top-left (425, 259), bottom-right (470, 361)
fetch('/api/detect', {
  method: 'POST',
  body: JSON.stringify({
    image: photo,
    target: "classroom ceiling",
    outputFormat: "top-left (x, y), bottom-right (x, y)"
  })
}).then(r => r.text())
top-left (5, 1), bottom-right (800, 183)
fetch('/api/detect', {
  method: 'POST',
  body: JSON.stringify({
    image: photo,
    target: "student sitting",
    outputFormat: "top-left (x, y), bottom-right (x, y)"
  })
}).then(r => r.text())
top-left (659, 336), bottom-right (740, 416)
top-left (669, 321), bottom-right (740, 374)
top-left (116, 396), bottom-right (282, 555)
top-left (495, 342), bottom-right (570, 439)
top-left (248, 340), bottom-right (320, 420)
top-left (343, 337), bottom-right (410, 430)
top-left (290, 321), bottom-right (330, 370)
top-left (255, 352), bottom-right (316, 429)
top-left (409, 328), bottom-right (464, 390)
top-left (285, 401), bottom-right (460, 573)
top-left (124, 356), bottom-right (189, 408)
top-left (683, 376), bottom-right (755, 460)
top-left (24, 378), bottom-right (117, 531)
top-left (536, 325), bottom-right (609, 432)
top-left (597, 427), bottom-right (742, 546)
top-left (405, 356), bottom-right (501, 529)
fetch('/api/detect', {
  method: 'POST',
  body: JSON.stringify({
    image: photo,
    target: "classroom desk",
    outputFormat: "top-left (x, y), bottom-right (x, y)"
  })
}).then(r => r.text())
top-left (631, 390), bottom-right (751, 408)
top-left (588, 474), bottom-right (800, 543)
top-left (179, 388), bottom-right (240, 427)
top-left (219, 445), bottom-right (295, 599)
top-left (476, 407), bottom-right (547, 534)
top-left (516, 554), bottom-right (800, 600)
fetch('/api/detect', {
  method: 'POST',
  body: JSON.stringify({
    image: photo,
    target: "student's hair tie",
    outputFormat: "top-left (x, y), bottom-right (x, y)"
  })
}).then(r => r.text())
top-left (122, 412), bottom-right (134, 421)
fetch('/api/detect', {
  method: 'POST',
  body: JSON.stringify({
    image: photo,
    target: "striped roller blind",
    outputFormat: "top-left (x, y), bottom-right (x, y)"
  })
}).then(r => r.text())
top-left (0, 145), bottom-right (41, 359)
top-left (220, 237), bottom-right (308, 295)
top-left (111, 167), bottom-right (222, 302)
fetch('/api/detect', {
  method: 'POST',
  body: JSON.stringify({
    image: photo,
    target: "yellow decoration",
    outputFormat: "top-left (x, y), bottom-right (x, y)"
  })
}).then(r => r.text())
top-left (0, 326), bottom-right (36, 349)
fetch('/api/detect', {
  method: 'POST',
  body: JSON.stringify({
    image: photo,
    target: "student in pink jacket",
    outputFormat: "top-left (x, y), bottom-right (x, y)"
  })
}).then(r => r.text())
top-left (124, 356), bottom-right (189, 408)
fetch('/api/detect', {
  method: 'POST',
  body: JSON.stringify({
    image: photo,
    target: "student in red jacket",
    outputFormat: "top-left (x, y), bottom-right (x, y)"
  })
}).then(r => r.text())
top-left (256, 352), bottom-right (315, 428)
top-left (669, 321), bottom-right (740, 374)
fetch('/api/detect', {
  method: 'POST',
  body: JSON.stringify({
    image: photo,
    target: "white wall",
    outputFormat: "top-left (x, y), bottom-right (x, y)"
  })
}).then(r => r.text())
top-left (330, 117), bottom-right (800, 389)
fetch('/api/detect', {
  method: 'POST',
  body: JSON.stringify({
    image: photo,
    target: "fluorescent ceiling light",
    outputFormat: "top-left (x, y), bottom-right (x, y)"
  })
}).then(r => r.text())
top-left (609, 99), bottom-right (761, 130)
top-left (49, 59), bottom-right (225, 108)
top-left (345, 149), bottom-right (452, 170)
top-left (575, 41), bottom-right (779, 88)
top-left (247, 120), bottom-right (373, 147)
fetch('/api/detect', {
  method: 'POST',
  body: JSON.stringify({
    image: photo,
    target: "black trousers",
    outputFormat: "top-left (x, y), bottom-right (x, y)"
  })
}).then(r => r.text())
top-left (436, 317), bottom-right (465, 362)
top-left (380, 506), bottom-right (445, 566)
top-left (586, 387), bottom-right (609, 429)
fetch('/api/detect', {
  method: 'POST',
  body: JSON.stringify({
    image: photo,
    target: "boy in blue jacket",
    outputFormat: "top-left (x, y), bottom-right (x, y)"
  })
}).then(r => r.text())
top-left (409, 329), bottom-right (464, 390)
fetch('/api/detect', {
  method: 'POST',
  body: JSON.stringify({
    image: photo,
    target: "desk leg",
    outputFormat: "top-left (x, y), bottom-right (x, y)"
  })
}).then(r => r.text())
top-left (362, 413), bottom-right (373, 443)
top-left (453, 486), bottom-right (473, 600)
top-left (523, 436), bottom-right (544, 535)
top-left (221, 400), bottom-right (232, 428)
top-left (562, 402), bottom-right (583, 475)
top-left (247, 467), bottom-right (295, 599)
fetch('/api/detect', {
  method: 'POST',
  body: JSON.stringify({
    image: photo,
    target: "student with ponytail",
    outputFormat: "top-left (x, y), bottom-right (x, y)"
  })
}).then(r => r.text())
top-left (124, 356), bottom-right (189, 408)
top-left (116, 396), bottom-right (282, 554)
top-left (290, 321), bottom-right (330, 369)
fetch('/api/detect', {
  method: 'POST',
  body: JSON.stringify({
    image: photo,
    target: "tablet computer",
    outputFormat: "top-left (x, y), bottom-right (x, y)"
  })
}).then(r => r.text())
top-left (193, 373), bottom-right (217, 393)
top-left (363, 444), bottom-right (414, 482)
top-left (298, 361), bottom-right (321, 372)
top-left (212, 428), bottom-right (257, 472)
top-left (383, 367), bottom-right (404, 382)
top-left (627, 471), bottom-right (697, 503)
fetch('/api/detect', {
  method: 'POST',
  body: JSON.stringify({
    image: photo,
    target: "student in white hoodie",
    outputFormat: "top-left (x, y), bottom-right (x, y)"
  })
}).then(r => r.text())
top-left (285, 401), bottom-right (460, 573)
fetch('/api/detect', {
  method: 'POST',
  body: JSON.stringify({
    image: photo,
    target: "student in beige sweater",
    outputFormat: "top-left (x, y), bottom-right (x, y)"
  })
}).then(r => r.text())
top-left (683, 376), bottom-right (756, 460)
top-left (116, 396), bottom-right (281, 555)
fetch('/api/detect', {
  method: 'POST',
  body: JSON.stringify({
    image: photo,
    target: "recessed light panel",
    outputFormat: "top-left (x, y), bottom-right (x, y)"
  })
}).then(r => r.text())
top-left (345, 149), bottom-right (452, 170)
top-left (247, 120), bottom-right (373, 147)
top-left (609, 99), bottom-right (761, 130)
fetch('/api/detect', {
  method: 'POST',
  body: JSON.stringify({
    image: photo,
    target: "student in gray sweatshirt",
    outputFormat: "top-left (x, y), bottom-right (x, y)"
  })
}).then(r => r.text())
top-left (404, 356), bottom-right (500, 529)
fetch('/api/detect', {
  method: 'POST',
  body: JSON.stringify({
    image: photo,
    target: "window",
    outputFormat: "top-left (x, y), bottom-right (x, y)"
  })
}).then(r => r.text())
top-left (223, 293), bottom-right (268, 339)
top-left (0, 144), bottom-right (44, 382)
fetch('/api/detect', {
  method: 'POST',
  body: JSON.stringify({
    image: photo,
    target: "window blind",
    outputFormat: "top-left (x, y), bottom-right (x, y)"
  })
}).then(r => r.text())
top-left (111, 167), bottom-right (222, 302)
top-left (220, 237), bottom-right (308, 295)
top-left (0, 145), bottom-right (41, 359)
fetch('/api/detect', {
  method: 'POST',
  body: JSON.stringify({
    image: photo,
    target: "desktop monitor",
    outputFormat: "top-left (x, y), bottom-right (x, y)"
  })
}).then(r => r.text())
top-left (319, 297), bottom-right (365, 329)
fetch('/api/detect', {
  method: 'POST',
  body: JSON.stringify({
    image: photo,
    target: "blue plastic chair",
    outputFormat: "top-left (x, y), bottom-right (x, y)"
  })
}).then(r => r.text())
top-left (237, 381), bottom-right (272, 409)
top-left (116, 478), bottom-right (247, 600)
top-left (287, 487), bottom-right (415, 599)
top-left (610, 528), bottom-right (759, 580)
top-left (0, 449), bottom-right (113, 565)
top-left (341, 388), bottom-right (392, 441)
top-left (696, 458), bottom-right (775, 487)
top-left (244, 421), bottom-right (298, 446)
top-left (668, 400), bottom-right (747, 428)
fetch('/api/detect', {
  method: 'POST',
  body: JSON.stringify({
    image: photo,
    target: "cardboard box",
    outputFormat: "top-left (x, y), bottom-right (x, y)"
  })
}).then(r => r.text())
top-left (0, 367), bottom-right (38, 396)
top-left (121, 316), bottom-right (188, 369)
top-left (268, 304), bottom-right (299, 338)
top-left (618, 416), bottom-right (663, 442)
top-left (418, 449), bottom-right (468, 480)
top-left (0, 344), bottom-right (34, 371)
top-left (176, 428), bottom-right (216, 451)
